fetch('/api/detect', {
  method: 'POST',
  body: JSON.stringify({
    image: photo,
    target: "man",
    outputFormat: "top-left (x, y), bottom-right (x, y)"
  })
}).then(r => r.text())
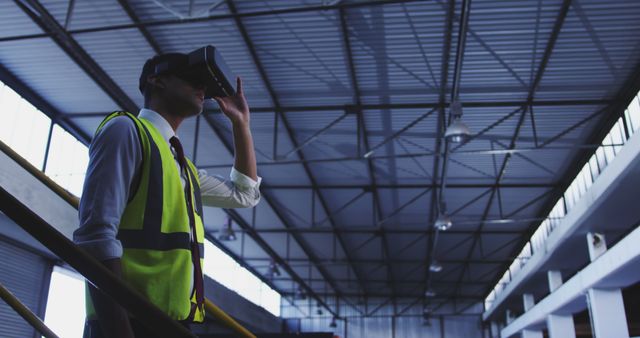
top-left (73, 53), bottom-right (261, 338)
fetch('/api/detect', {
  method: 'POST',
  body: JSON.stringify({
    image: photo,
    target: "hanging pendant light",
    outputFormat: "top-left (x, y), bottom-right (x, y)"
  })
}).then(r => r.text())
top-left (329, 316), bottom-right (338, 328)
top-left (266, 260), bottom-right (281, 279)
top-left (425, 288), bottom-right (437, 298)
top-left (434, 213), bottom-right (453, 231)
top-left (429, 259), bottom-right (443, 273)
top-left (444, 101), bottom-right (472, 143)
top-left (295, 286), bottom-right (307, 300)
top-left (217, 217), bottom-right (237, 241)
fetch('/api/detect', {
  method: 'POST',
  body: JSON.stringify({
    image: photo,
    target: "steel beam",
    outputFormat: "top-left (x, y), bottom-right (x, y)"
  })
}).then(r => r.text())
top-left (246, 228), bottom-right (524, 235)
top-left (249, 257), bottom-right (513, 265)
top-left (363, 108), bottom-right (437, 158)
top-left (280, 113), bottom-right (349, 159)
top-left (2, 0), bottom-right (426, 42)
top-left (255, 182), bottom-right (556, 189)
top-left (324, 291), bottom-right (484, 299)
top-left (117, 0), bottom-right (164, 54)
top-left (60, 98), bottom-right (613, 118)
top-left (63, 0), bottom-right (75, 29)
top-left (273, 277), bottom-right (495, 285)
top-left (193, 142), bottom-right (611, 169)
top-left (15, 0), bottom-right (138, 114)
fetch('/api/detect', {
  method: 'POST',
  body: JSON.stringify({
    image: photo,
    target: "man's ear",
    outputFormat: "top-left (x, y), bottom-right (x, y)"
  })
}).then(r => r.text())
top-left (147, 74), bottom-right (165, 90)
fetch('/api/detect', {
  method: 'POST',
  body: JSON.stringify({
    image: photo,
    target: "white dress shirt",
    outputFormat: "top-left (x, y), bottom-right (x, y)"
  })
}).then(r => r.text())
top-left (73, 108), bottom-right (261, 261)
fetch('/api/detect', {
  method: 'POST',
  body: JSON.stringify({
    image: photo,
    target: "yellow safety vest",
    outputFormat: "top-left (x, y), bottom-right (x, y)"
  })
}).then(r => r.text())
top-left (86, 111), bottom-right (205, 322)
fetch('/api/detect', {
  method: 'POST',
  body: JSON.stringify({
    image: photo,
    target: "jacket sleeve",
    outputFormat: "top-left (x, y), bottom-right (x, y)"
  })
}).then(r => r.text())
top-left (73, 116), bottom-right (142, 261)
top-left (198, 167), bottom-right (261, 208)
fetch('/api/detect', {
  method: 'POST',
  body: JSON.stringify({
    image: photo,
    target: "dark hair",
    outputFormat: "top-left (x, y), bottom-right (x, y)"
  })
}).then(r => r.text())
top-left (139, 53), bottom-right (189, 106)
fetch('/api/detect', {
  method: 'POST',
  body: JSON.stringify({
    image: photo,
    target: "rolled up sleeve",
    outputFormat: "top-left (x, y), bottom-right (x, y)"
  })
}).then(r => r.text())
top-left (199, 167), bottom-right (261, 208)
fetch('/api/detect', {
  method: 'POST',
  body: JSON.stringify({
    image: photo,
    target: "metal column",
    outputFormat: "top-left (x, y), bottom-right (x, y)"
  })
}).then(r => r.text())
top-left (521, 330), bottom-right (543, 338)
top-left (521, 294), bottom-right (542, 338)
top-left (547, 315), bottom-right (576, 338)
top-left (585, 233), bottom-right (629, 338)
top-left (586, 288), bottom-right (629, 338)
top-left (546, 271), bottom-right (576, 338)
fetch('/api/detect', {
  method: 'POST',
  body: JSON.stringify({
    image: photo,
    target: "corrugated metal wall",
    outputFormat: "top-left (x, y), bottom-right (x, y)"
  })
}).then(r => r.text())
top-left (0, 236), bottom-right (53, 338)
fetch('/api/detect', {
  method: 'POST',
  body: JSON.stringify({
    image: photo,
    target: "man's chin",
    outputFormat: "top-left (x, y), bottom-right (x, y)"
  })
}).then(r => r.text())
top-left (182, 103), bottom-right (203, 117)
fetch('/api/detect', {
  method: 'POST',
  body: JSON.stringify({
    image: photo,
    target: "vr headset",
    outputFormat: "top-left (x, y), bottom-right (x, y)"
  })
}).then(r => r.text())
top-left (152, 45), bottom-right (236, 98)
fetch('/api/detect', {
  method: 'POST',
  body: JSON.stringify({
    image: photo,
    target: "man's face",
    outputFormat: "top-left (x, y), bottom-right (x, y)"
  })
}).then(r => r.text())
top-left (158, 74), bottom-right (206, 117)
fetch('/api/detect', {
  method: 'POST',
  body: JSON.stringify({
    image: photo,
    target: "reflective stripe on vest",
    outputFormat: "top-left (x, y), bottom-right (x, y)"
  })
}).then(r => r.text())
top-left (86, 111), bottom-right (206, 322)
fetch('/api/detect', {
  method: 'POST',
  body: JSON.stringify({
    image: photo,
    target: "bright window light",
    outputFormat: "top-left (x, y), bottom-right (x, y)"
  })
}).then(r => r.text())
top-left (44, 124), bottom-right (89, 197)
top-left (44, 266), bottom-right (86, 338)
top-left (0, 80), bottom-right (88, 197)
top-left (0, 81), bottom-right (51, 169)
top-left (203, 240), bottom-right (281, 316)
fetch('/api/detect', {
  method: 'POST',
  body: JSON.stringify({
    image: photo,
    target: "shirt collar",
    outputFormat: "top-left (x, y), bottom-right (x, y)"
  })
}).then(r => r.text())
top-left (138, 108), bottom-right (177, 143)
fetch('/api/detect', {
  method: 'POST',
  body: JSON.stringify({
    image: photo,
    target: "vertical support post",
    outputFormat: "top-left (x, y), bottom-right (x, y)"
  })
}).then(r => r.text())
top-left (506, 309), bottom-right (514, 325)
top-left (546, 270), bottom-right (576, 338)
top-left (521, 329), bottom-right (543, 338)
top-left (547, 315), bottom-right (576, 338)
top-left (391, 315), bottom-right (396, 338)
top-left (344, 316), bottom-right (348, 338)
top-left (522, 293), bottom-right (535, 311)
top-left (547, 270), bottom-right (563, 292)
top-left (584, 232), bottom-right (629, 338)
top-left (490, 321), bottom-right (500, 338)
top-left (41, 121), bottom-right (55, 172)
top-left (521, 294), bottom-right (542, 338)
top-left (272, 111), bottom-right (279, 160)
top-left (586, 288), bottom-right (629, 338)
top-left (356, 109), bottom-right (361, 157)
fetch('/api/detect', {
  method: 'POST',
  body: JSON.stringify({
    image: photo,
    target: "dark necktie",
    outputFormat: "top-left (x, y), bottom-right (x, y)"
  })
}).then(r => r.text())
top-left (169, 136), bottom-right (204, 315)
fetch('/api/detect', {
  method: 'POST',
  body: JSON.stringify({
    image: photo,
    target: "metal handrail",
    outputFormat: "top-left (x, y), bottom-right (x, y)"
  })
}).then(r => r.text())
top-left (0, 186), bottom-right (196, 338)
top-left (0, 140), bottom-right (257, 338)
top-left (205, 299), bottom-right (256, 338)
top-left (0, 282), bottom-right (59, 338)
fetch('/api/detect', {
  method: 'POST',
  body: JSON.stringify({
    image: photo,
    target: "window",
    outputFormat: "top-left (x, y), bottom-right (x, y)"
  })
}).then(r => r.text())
top-left (44, 267), bottom-right (86, 338)
top-left (626, 95), bottom-right (640, 132)
top-left (0, 82), bottom-right (51, 169)
top-left (203, 240), bottom-right (281, 316)
top-left (44, 125), bottom-right (89, 197)
top-left (0, 80), bottom-right (89, 197)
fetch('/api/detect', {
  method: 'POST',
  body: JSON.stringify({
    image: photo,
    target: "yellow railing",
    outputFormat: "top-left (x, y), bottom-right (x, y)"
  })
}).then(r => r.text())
top-left (0, 282), bottom-right (59, 338)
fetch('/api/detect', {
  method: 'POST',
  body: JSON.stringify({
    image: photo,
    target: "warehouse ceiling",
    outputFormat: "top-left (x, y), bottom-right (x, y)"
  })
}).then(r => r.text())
top-left (2, 0), bottom-right (640, 317)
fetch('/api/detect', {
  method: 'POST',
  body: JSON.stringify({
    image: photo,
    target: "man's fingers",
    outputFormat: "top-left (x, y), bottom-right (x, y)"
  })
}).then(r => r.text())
top-left (236, 77), bottom-right (243, 95)
top-left (213, 97), bottom-right (226, 111)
